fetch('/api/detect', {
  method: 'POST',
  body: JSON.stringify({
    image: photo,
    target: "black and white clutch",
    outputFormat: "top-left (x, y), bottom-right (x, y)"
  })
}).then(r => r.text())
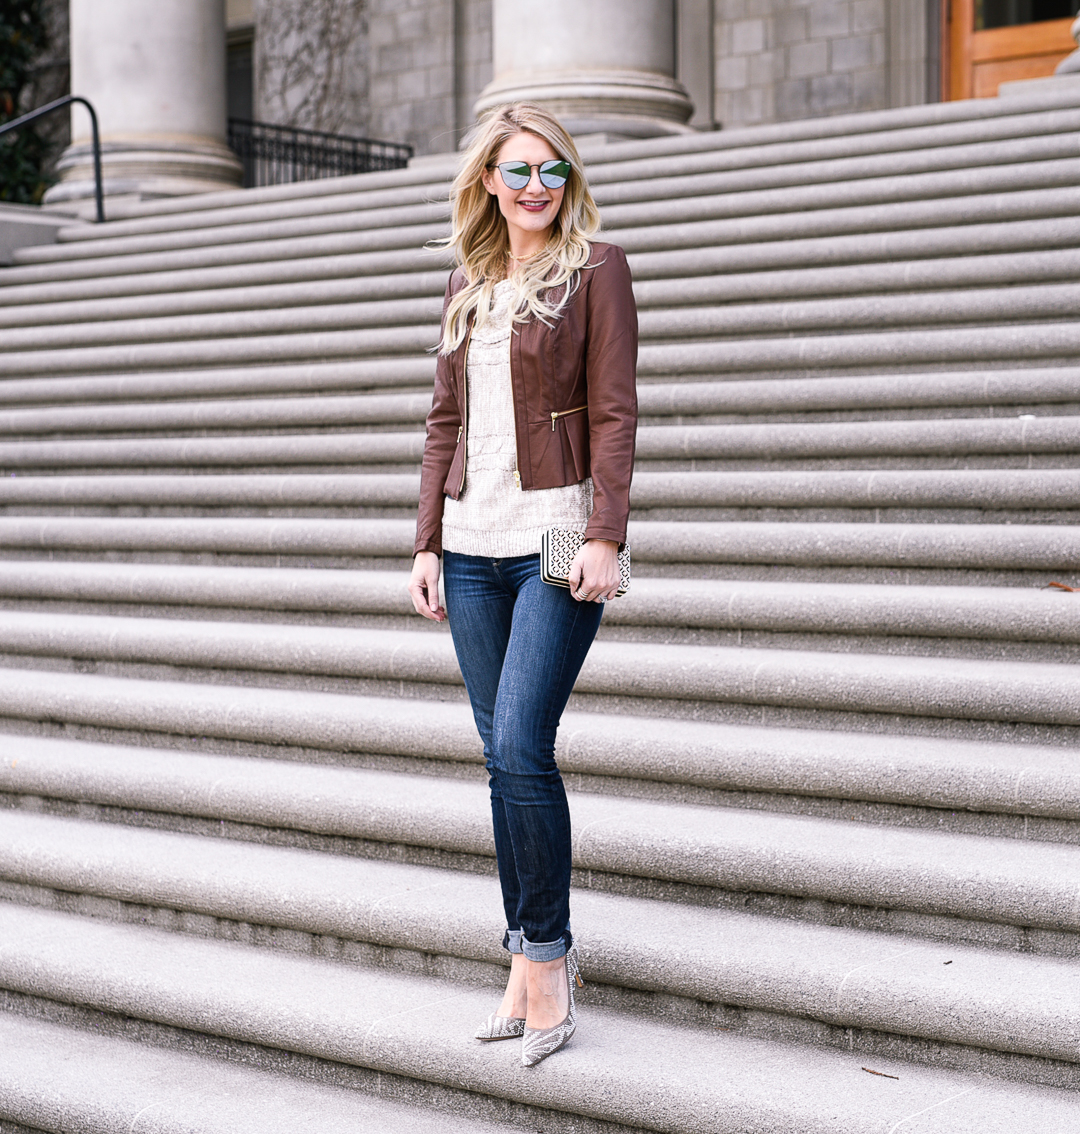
top-left (540, 528), bottom-right (631, 597)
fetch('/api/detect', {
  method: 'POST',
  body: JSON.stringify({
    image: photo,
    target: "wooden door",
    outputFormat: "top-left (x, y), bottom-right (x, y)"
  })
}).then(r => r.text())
top-left (946, 0), bottom-right (1076, 99)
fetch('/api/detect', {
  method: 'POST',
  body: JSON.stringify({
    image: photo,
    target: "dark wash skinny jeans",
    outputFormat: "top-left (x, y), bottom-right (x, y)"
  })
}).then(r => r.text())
top-left (442, 550), bottom-right (604, 962)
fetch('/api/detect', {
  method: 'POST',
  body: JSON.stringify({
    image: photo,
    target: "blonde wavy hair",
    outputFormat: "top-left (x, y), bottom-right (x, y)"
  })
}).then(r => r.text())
top-left (436, 103), bottom-right (601, 355)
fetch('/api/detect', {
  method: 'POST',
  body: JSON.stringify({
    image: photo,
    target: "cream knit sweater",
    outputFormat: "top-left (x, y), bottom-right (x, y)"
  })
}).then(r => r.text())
top-left (441, 280), bottom-right (592, 557)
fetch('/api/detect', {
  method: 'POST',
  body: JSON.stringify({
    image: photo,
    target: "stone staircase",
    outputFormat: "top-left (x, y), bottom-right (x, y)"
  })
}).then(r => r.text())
top-left (2, 80), bottom-right (1080, 1132)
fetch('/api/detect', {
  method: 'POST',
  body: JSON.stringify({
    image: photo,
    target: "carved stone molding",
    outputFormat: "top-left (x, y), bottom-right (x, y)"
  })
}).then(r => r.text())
top-left (1054, 16), bottom-right (1080, 75)
top-left (45, 0), bottom-right (241, 204)
top-left (476, 0), bottom-right (694, 138)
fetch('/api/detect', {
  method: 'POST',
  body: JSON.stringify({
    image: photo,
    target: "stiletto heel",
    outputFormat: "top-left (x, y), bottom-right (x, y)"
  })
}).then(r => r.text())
top-left (521, 943), bottom-right (582, 1067)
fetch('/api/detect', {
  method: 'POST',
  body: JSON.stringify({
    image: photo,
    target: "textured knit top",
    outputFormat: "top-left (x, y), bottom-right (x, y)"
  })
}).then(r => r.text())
top-left (441, 280), bottom-right (592, 557)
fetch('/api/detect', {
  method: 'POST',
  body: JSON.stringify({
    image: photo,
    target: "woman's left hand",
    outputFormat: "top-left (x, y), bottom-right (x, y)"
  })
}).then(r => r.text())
top-left (567, 539), bottom-right (620, 602)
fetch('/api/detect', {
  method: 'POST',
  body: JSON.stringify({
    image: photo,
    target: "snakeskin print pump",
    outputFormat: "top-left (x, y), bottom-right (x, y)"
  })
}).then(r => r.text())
top-left (520, 944), bottom-right (583, 1067)
top-left (474, 1013), bottom-right (526, 1041)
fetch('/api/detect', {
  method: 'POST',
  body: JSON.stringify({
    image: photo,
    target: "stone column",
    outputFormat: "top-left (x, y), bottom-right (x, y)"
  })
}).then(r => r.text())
top-left (45, 0), bottom-right (242, 206)
top-left (1055, 17), bottom-right (1080, 75)
top-left (474, 0), bottom-right (694, 138)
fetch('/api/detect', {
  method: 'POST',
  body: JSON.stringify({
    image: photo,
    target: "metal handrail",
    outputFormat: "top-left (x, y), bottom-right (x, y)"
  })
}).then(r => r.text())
top-left (0, 95), bottom-right (104, 223)
top-left (227, 118), bottom-right (413, 188)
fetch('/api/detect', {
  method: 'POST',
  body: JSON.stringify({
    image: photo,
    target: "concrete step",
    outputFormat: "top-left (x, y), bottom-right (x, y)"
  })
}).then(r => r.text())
top-left (633, 368), bottom-right (1080, 419)
top-left (632, 417), bottom-right (1080, 462)
top-left (0, 270), bottom-right (450, 329)
top-left (3, 905), bottom-right (1075, 1134)
top-left (53, 181), bottom-right (449, 242)
top-left (0, 515), bottom-right (416, 558)
top-left (0, 366), bottom-right (1073, 423)
top-left (12, 247), bottom-right (1080, 335)
top-left (83, 80), bottom-right (1080, 227)
top-left (0, 395), bottom-right (432, 435)
top-left (611, 187), bottom-right (1080, 257)
top-left (630, 469), bottom-right (1080, 512)
top-left (19, 144), bottom-right (1080, 270)
top-left (1, 609), bottom-right (1079, 726)
top-left (600, 157), bottom-right (1080, 233)
top-left (588, 100), bottom-right (1080, 184)
top-left (634, 247), bottom-right (1080, 309)
top-left (6, 807), bottom-right (1080, 1082)
top-left (636, 283), bottom-right (1080, 342)
top-left (0, 515), bottom-right (1074, 577)
top-left (0, 221), bottom-right (446, 289)
top-left (13, 279), bottom-right (1080, 360)
top-left (628, 214), bottom-right (1080, 279)
top-left (84, 155), bottom-right (461, 223)
top-left (0, 433), bottom-right (427, 468)
top-left (9, 212), bottom-right (1080, 312)
top-left (14, 201), bottom-right (452, 265)
top-left (7, 319), bottom-right (1080, 381)
top-left (8, 183), bottom-right (1080, 292)
top-left (0, 561), bottom-right (1073, 649)
top-left (0, 359), bottom-right (434, 404)
top-left (0, 325), bottom-right (440, 376)
top-left (5, 682), bottom-right (1078, 830)
top-left (576, 82), bottom-right (1080, 165)
top-left (49, 103), bottom-right (1080, 245)
top-left (0, 246), bottom-right (447, 307)
top-left (0, 417), bottom-right (1074, 469)
top-left (4, 750), bottom-right (1080, 940)
top-left (0, 470), bottom-right (1076, 518)
top-left (637, 322), bottom-right (1080, 380)
top-left (0, 1012), bottom-right (516, 1134)
top-left (0, 297), bottom-right (443, 354)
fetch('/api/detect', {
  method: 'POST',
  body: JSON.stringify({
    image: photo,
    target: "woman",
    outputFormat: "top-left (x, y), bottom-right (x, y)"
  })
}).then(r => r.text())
top-left (408, 103), bottom-right (637, 1067)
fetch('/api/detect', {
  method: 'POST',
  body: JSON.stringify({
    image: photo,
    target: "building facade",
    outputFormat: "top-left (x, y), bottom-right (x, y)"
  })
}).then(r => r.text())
top-left (233, 0), bottom-right (1080, 149)
top-left (33, 0), bottom-right (1080, 205)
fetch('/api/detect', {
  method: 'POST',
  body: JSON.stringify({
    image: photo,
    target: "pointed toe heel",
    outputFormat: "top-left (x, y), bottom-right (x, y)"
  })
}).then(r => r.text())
top-left (475, 1013), bottom-right (526, 1041)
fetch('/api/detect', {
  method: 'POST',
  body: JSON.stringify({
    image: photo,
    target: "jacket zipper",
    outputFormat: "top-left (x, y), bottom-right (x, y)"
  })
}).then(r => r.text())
top-left (551, 404), bottom-right (588, 430)
top-left (512, 325), bottom-right (522, 488)
top-left (457, 322), bottom-right (473, 495)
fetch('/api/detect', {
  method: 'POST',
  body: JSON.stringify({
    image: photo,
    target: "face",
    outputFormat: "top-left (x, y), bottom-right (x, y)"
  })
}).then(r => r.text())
top-left (481, 131), bottom-right (566, 247)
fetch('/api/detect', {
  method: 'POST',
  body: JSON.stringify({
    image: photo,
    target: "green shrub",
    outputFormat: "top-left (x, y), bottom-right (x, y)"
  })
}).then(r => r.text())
top-left (0, 0), bottom-right (51, 204)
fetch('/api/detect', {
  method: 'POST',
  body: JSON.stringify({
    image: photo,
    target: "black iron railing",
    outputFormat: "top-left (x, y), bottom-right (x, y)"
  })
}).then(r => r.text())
top-left (227, 118), bottom-right (413, 188)
top-left (0, 95), bottom-right (104, 222)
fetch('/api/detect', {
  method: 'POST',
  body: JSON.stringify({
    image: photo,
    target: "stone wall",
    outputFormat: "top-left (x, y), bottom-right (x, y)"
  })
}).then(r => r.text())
top-left (253, 0), bottom-right (932, 148)
top-left (455, 0), bottom-right (493, 141)
top-left (367, 0), bottom-right (455, 153)
top-left (253, 0), bottom-right (491, 157)
top-left (33, 0), bottom-right (939, 165)
top-left (715, 0), bottom-right (891, 127)
top-left (253, 0), bottom-right (368, 135)
top-left (368, 0), bottom-right (492, 155)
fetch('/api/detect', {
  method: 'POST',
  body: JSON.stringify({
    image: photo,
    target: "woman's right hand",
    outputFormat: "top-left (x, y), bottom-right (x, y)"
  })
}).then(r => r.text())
top-left (408, 551), bottom-right (445, 621)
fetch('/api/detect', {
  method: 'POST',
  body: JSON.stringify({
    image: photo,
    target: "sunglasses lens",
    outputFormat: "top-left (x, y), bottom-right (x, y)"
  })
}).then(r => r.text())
top-left (498, 163), bottom-right (531, 190)
top-left (539, 160), bottom-right (570, 188)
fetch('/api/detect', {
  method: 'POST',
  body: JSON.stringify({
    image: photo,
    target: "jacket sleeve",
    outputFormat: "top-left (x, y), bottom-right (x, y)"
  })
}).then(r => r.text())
top-left (583, 245), bottom-right (638, 546)
top-left (414, 274), bottom-right (463, 556)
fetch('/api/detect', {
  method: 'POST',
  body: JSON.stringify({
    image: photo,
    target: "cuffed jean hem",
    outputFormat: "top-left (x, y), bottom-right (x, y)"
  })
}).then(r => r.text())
top-left (522, 931), bottom-right (572, 962)
top-left (503, 928), bottom-right (572, 961)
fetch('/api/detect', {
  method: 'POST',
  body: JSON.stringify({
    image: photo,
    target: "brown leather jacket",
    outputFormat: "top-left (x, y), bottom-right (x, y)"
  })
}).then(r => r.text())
top-left (414, 241), bottom-right (638, 556)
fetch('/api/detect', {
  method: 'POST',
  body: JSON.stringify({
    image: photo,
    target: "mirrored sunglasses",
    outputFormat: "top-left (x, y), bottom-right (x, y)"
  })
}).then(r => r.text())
top-left (495, 159), bottom-right (571, 190)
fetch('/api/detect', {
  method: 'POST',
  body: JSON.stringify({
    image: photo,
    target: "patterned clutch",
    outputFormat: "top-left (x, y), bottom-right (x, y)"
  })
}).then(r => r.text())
top-left (540, 528), bottom-right (631, 597)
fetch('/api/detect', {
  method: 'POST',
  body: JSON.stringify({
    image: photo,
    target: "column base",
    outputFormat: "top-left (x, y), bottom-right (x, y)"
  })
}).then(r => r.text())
top-left (474, 69), bottom-right (695, 138)
top-left (43, 135), bottom-right (243, 205)
top-left (1055, 18), bottom-right (1080, 74)
top-left (998, 71), bottom-right (1080, 98)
